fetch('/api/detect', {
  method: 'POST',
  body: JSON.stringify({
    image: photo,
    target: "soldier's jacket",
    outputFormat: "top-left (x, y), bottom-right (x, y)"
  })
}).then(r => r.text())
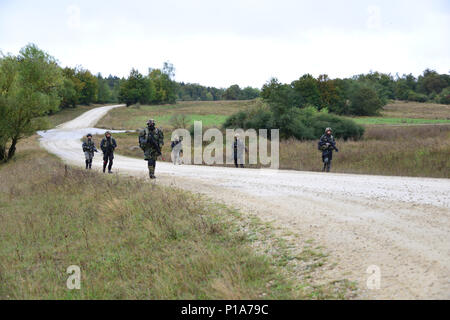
top-left (139, 127), bottom-right (164, 160)
top-left (100, 137), bottom-right (117, 154)
top-left (318, 134), bottom-right (336, 153)
top-left (82, 140), bottom-right (97, 153)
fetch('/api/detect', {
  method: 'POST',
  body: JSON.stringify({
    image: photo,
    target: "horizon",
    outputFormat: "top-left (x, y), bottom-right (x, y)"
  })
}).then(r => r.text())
top-left (1, 0), bottom-right (449, 88)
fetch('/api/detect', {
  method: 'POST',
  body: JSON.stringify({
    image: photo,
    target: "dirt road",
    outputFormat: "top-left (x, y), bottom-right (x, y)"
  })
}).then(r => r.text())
top-left (39, 105), bottom-right (450, 299)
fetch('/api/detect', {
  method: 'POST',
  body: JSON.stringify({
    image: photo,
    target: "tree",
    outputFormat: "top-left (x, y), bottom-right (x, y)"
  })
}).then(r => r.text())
top-left (223, 84), bottom-right (241, 100)
top-left (59, 77), bottom-right (78, 108)
top-left (417, 69), bottom-right (448, 95)
top-left (75, 68), bottom-right (98, 104)
top-left (148, 63), bottom-right (177, 104)
top-left (349, 84), bottom-right (383, 116)
top-left (0, 44), bottom-right (63, 162)
top-left (317, 74), bottom-right (339, 110)
top-left (291, 74), bottom-right (321, 108)
top-left (97, 73), bottom-right (112, 103)
top-left (119, 68), bottom-right (152, 106)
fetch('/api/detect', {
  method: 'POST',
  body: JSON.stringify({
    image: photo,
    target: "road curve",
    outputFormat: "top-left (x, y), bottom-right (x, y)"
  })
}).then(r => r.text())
top-left (39, 104), bottom-right (450, 299)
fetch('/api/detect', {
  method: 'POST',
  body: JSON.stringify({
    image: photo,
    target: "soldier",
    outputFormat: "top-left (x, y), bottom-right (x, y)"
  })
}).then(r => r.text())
top-left (171, 136), bottom-right (183, 165)
top-left (233, 134), bottom-right (247, 168)
top-left (139, 119), bottom-right (164, 179)
top-left (100, 131), bottom-right (117, 173)
top-left (82, 133), bottom-right (98, 169)
top-left (318, 127), bottom-right (339, 172)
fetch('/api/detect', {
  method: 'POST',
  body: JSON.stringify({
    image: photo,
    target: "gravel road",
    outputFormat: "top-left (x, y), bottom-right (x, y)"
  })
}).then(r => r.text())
top-left (39, 104), bottom-right (450, 299)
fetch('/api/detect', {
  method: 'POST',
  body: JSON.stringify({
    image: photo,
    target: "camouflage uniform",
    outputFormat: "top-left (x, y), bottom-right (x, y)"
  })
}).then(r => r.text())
top-left (100, 132), bottom-right (117, 173)
top-left (139, 119), bottom-right (164, 179)
top-left (82, 136), bottom-right (97, 169)
top-left (318, 128), bottom-right (338, 172)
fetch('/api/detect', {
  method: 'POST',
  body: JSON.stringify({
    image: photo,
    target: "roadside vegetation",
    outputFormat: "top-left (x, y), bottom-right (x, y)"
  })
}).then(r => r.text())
top-left (0, 138), bottom-right (354, 299)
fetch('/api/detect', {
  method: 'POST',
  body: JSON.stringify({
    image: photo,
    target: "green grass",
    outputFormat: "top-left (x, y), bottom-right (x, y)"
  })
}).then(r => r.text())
top-left (120, 113), bottom-right (229, 129)
top-left (351, 117), bottom-right (450, 125)
top-left (96, 100), bottom-right (256, 130)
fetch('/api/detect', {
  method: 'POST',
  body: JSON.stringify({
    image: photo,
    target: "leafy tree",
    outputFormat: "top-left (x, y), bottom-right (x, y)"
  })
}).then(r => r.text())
top-left (75, 68), bottom-right (98, 104)
top-left (349, 84), bottom-right (383, 116)
top-left (417, 69), bottom-right (448, 95)
top-left (240, 86), bottom-right (260, 100)
top-left (223, 84), bottom-right (241, 100)
top-left (0, 44), bottom-right (63, 162)
top-left (291, 74), bottom-right (321, 108)
top-left (59, 77), bottom-right (78, 108)
top-left (97, 73), bottom-right (112, 103)
top-left (317, 74), bottom-right (339, 110)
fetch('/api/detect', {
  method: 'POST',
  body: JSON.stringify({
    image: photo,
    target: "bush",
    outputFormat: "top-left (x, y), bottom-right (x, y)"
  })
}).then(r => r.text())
top-left (437, 88), bottom-right (450, 105)
top-left (407, 90), bottom-right (428, 102)
top-left (223, 105), bottom-right (364, 141)
top-left (310, 113), bottom-right (365, 140)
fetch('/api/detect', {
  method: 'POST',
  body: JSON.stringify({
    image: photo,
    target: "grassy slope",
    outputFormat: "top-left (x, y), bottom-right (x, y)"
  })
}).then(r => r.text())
top-left (0, 138), bottom-right (354, 299)
top-left (96, 100), bottom-right (255, 130)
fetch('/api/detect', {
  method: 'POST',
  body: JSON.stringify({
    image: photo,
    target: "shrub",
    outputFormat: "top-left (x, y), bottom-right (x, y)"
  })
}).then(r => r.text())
top-left (407, 90), bottom-right (428, 102)
top-left (437, 88), bottom-right (450, 105)
top-left (224, 105), bottom-right (364, 141)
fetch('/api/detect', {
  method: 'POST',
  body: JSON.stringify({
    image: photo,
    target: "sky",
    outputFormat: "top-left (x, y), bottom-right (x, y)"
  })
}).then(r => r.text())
top-left (0, 0), bottom-right (449, 88)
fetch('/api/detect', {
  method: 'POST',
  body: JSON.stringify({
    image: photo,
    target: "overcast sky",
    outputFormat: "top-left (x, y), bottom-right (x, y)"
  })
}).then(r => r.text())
top-left (0, 0), bottom-right (449, 88)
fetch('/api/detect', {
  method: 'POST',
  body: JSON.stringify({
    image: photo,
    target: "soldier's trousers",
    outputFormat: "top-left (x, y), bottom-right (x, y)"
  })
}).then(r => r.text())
top-left (322, 151), bottom-right (333, 172)
top-left (147, 158), bottom-right (156, 178)
top-left (84, 151), bottom-right (94, 169)
top-left (103, 152), bottom-right (114, 172)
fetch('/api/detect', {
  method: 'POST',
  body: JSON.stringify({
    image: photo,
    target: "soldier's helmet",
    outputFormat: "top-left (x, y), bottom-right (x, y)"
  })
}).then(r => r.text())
top-left (325, 127), bottom-right (332, 133)
top-left (147, 119), bottom-right (155, 126)
top-left (86, 133), bottom-right (92, 138)
top-left (105, 131), bottom-right (111, 136)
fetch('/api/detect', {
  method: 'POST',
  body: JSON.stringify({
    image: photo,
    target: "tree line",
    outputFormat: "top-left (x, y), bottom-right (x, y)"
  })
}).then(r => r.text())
top-left (261, 70), bottom-right (450, 117)
top-left (1, 43), bottom-right (449, 162)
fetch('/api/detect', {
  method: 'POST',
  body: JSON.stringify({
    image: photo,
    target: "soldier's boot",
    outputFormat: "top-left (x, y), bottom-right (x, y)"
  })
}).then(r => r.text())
top-left (103, 161), bottom-right (107, 173)
top-left (108, 161), bottom-right (113, 174)
top-left (327, 161), bottom-right (331, 172)
top-left (89, 159), bottom-right (92, 169)
top-left (85, 160), bottom-right (89, 169)
top-left (148, 165), bottom-right (156, 179)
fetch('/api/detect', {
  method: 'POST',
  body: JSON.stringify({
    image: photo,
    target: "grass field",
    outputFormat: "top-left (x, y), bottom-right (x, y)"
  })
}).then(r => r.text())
top-left (0, 138), bottom-right (354, 299)
top-left (96, 100), bottom-right (256, 130)
top-left (96, 100), bottom-right (450, 178)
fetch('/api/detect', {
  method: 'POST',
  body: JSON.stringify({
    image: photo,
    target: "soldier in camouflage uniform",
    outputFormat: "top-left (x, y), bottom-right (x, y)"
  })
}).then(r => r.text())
top-left (82, 133), bottom-right (98, 169)
top-left (318, 127), bottom-right (339, 172)
top-left (139, 119), bottom-right (164, 179)
top-left (100, 131), bottom-right (117, 174)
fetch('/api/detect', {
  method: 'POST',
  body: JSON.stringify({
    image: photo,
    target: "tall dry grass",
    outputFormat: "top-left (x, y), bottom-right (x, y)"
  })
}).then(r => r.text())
top-left (109, 125), bottom-right (450, 178)
top-left (279, 125), bottom-right (450, 177)
top-left (0, 140), bottom-right (304, 299)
